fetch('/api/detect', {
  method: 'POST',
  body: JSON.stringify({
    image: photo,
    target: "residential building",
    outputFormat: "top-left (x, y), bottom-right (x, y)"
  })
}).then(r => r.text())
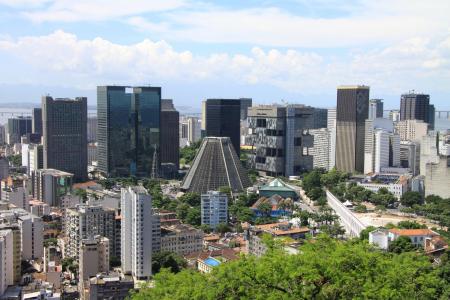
top-left (246, 105), bottom-right (326, 177)
top-left (327, 108), bottom-right (336, 170)
top-left (395, 119), bottom-right (428, 141)
top-left (85, 273), bottom-right (133, 300)
top-left (121, 186), bottom-right (153, 280)
top-left (204, 99), bottom-right (241, 156)
top-left (64, 205), bottom-right (115, 261)
top-left (368, 99), bottom-right (384, 120)
top-left (0, 224), bottom-right (20, 284)
top-left (0, 207), bottom-right (44, 261)
top-left (181, 137), bottom-right (251, 194)
top-left (42, 96), bottom-right (87, 182)
top-left (335, 85), bottom-right (369, 173)
top-left (0, 229), bottom-right (13, 296)
top-left (6, 116), bottom-right (32, 145)
top-left (160, 223), bottom-right (203, 255)
top-left (32, 108), bottom-right (42, 136)
top-left (97, 86), bottom-right (161, 178)
top-left (246, 222), bottom-right (310, 256)
top-left (364, 118), bottom-right (400, 174)
top-left (356, 173), bottom-right (410, 200)
top-left (79, 236), bottom-right (109, 281)
top-left (29, 200), bottom-right (51, 217)
top-left (400, 141), bottom-right (420, 176)
top-left (0, 125), bottom-right (5, 145)
top-left (32, 169), bottom-right (73, 207)
top-left (369, 228), bottom-right (439, 250)
top-left (160, 99), bottom-right (179, 172)
top-left (201, 191), bottom-right (228, 229)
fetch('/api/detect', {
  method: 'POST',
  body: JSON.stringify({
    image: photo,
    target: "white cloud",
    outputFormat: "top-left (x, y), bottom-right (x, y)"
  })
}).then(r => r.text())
top-left (0, 30), bottom-right (449, 95)
top-left (126, 0), bottom-right (450, 48)
top-left (19, 0), bottom-right (186, 22)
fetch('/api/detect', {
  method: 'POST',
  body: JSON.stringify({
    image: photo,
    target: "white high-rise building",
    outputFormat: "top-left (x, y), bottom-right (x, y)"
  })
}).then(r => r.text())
top-left (364, 118), bottom-right (400, 174)
top-left (395, 119), bottom-right (428, 142)
top-left (327, 108), bottom-right (336, 170)
top-left (121, 186), bottom-right (153, 280)
top-left (310, 128), bottom-right (331, 170)
top-left (201, 191), bottom-right (228, 229)
top-left (0, 229), bottom-right (13, 295)
top-left (368, 99), bottom-right (384, 120)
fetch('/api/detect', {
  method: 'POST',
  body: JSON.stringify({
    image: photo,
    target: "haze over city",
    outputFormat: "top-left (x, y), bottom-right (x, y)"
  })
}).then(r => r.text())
top-left (1, 0), bottom-right (450, 109)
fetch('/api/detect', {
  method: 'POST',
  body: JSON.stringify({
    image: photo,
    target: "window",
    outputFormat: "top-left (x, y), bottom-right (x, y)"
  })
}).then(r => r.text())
top-left (256, 119), bottom-right (267, 128)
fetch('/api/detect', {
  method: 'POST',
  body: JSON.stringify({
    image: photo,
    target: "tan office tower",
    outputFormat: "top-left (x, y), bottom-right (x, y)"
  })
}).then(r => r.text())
top-left (335, 85), bottom-right (369, 173)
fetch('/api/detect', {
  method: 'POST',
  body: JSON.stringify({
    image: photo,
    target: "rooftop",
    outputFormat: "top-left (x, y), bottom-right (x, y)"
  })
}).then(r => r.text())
top-left (389, 229), bottom-right (438, 236)
top-left (259, 178), bottom-right (295, 192)
top-left (36, 168), bottom-right (74, 177)
top-left (255, 222), bottom-right (310, 236)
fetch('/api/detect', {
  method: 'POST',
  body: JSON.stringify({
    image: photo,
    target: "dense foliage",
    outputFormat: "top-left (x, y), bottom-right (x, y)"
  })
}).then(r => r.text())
top-left (152, 251), bottom-right (187, 274)
top-left (180, 140), bottom-right (202, 165)
top-left (132, 236), bottom-right (450, 299)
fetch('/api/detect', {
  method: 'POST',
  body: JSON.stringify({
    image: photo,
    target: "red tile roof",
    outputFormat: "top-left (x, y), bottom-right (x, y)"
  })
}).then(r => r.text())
top-left (389, 229), bottom-right (437, 236)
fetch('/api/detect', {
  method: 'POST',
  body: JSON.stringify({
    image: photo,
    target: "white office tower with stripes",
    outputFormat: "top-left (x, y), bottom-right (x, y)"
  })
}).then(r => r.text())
top-left (121, 186), bottom-right (153, 280)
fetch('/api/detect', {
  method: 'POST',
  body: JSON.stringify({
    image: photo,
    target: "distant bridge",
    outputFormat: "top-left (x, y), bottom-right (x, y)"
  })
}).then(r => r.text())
top-left (384, 110), bottom-right (450, 119)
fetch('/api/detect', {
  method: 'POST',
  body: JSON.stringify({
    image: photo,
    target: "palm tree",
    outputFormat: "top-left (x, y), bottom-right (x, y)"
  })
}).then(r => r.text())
top-left (258, 202), bottom-right (272, 218)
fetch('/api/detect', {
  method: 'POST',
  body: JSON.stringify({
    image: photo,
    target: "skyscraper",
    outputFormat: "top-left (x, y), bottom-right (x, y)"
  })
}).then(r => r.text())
top-left (400, 93), bottom-right (434, 129)
top-left (205, 99), bottom-right (241, 156)
top-left (42, 96), bottom-right (87, 182)
top-left (335, 85), bottom-right (369, 173)
top-left (247, 104), bottom-right (324, 176)
top-left (97, 86), bottom-right (161, 178)
top-left (121, 186), bottom-right (154, 280)
top-left (32, 108), bottom-right (42, 135)
top-left (368, 99), bottom-right (384, 120)
top-left (160, 99), bottom-right (179, 172)
top-left (239, 98), bottom-right (253, 120)
top-left (327, 108), bottom-right (337, 170)
top-left (6, 116), bottom-right (32, 145)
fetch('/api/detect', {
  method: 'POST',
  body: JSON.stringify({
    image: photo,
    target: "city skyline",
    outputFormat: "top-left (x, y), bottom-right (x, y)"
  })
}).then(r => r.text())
top-left (1, 1), bottom-right (450, 109)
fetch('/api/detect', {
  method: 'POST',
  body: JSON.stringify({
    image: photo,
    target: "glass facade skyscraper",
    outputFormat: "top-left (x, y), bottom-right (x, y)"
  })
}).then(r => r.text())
top-left (97, 86), bottom-right (161, 177)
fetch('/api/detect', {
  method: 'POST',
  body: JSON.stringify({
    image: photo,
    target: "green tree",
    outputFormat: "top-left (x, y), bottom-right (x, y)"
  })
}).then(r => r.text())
top-left (218, 186), bottom-right (232, 200)
top-left (74, 188), bottom-right (88, 202)
top-left (302, 169), bottom-right (322, 192)
top-left (215, 222), bottom-right (231, 234)
top-left (152, 251), bottom-right (187, 274)
top-left (388, 236), bottom-right (416, 253)
top-left (257, 202), bottom-right (272, 218)
top-left (185, 207), bottom-right (201, 226)
top-left (396, 220), bottom-right (427, 229)
top-left (178, 192), bottom-right (201, 207)
top-left (359, 226), bottom-right (376, 240)
top-left (400, 191), bottom-right (423, 207)
top-left (132, 235), bottom-right (444, 299)
top-left (176, 203), bottom-right (190, 220)
top-left (7, 154), bottom-right (21, 167)
top-left (199, 224), bottom-right (212, 233)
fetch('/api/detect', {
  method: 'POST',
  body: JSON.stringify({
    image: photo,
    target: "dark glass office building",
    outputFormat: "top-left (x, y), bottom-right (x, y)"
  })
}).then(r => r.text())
top-left (7, 116), bottom-right (32, 145)
top-left (160, 99), bottom-right (179, 172)
top-left (32, 108), bottom-right (42, 135)
top-left (97, 86), bottom-right (161, 178)
top-left (42, 96), bottom-right (87, 182)
top-left (400, 93), bottom-right (431, 123)
top-left (335, 85), bottom-right (369, 173)
top-left (205, 99), bottom-right (241, 156)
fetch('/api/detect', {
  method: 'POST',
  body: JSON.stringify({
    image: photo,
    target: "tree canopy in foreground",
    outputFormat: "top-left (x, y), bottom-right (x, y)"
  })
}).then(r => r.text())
top-left (132, 236), bottom-right (450, 300)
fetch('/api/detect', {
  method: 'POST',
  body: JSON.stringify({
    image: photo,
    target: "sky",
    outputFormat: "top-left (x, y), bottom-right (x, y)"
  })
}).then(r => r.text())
top-left (0, 0), bottom-right (449, 110)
